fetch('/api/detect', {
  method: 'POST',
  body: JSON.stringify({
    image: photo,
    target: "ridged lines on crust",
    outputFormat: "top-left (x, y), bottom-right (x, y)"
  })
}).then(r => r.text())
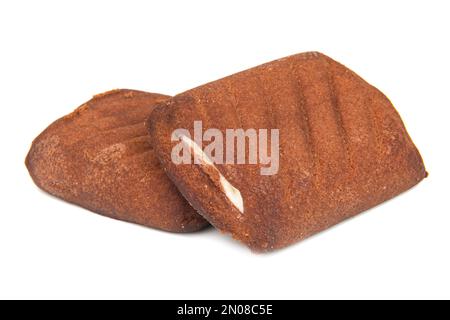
top-left (288, 69), bottom-right (316, 180)
top-left (365, 91), bottom-right (382, 171)
top-left (253, 73), bottom-right (283, 248)
top-left (118, 134), bottom-right (150, 144)
top-left (325, 61), bottom-right (351, 170)
top-left (101, 120), bottom-right (145, 133)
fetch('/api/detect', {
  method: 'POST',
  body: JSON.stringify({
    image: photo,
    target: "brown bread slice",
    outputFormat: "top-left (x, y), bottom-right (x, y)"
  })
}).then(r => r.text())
top-left (26, 89), bottom-right (208, 232)
top-left (148, 52), bottom-right (427, 250)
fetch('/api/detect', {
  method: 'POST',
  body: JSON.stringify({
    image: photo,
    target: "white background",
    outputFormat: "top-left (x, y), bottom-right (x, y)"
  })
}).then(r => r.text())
top-left (1, 0), bottom-right (449, 300)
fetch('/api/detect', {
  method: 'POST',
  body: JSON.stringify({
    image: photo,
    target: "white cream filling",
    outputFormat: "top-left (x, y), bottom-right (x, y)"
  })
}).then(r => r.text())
top-left (179, 134), bottom-right (244, 214)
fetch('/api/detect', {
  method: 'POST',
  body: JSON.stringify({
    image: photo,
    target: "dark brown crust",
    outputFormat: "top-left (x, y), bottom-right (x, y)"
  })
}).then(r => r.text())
top-left (26, 89), bottom-right (208, 233)
top-left (148, 52), bottom-right (427, 250)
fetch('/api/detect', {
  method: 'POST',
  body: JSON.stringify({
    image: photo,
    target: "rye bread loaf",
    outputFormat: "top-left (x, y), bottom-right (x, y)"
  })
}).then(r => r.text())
top-left (148, 52), bottom-right (427, 250)
top-left (26, 89), bottom-right (208, 232)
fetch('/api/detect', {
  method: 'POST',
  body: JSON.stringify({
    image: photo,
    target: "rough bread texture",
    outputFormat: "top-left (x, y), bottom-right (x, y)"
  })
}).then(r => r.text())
top-left (26, 89), bottom-right (208, 232)
top-left (148, 52), bottom-right (427, 251)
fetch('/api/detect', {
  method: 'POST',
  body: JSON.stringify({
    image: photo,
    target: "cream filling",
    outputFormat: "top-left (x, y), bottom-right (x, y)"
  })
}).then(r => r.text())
top-left (179, 134), bottom-right (244, 214)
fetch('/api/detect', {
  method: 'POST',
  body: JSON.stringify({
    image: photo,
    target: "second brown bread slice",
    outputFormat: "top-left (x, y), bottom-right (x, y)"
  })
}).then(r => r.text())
top-left (148, 52), bottom-right (427, 251)
top-left (26, 89), bottom-right (208, 232)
